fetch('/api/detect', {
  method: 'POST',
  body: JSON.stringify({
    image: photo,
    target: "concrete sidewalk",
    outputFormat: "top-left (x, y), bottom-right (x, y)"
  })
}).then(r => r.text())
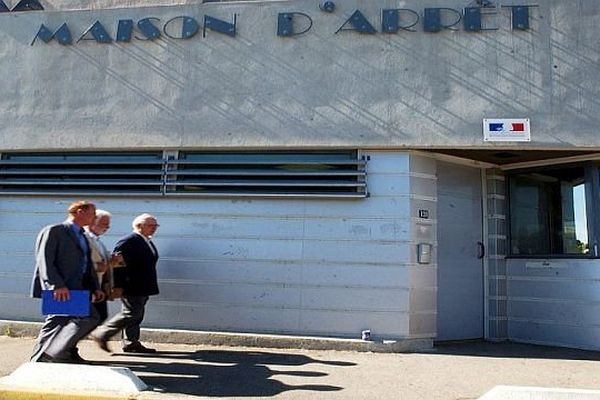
top-left (1, 335), bottom-right (600, 399)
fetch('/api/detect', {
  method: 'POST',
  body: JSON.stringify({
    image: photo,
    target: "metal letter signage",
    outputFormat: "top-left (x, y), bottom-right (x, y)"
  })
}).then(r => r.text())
top-left (78, 21), bottom-right (112, 43)
top-left (277, 12), bottom-right (313, 37)
top-left (336, 10), bottom-right (377, 34)
top-left (116, 20), bottom-right (134, 42)
top-left (381, 9), bottom-right (420, 33)
top-left (423, 8), bottom-right (462, 32)
top-left (163, 16), bottom-right (200, 40)
top-left (1, 0), bottom-right (43, 12)
top-left (31, 23), bottom-right (72, 45)
top-left (136, 18), bottom-right (161, 40)
top-left (203, 15), bottom-right (237, 37)
top-left (26, 2), bottom-right (537, 47)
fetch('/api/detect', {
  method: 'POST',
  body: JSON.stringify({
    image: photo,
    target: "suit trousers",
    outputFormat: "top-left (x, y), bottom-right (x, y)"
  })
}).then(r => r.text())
top-left (94, 300), bottom-right (108, 324)
top-left (31, 307), bottom-right (100, 362)
top-left (95, 295), bottom-right (149, 347)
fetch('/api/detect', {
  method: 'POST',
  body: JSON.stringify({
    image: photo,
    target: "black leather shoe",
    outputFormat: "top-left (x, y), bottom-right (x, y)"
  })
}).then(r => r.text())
top-left (92, 335), bottom-right (112, 353)
top-left (37, 353), bottom-right (68, 363)
top-left (122, 343), bottom-right (156, 353)
top-left (70, 348), bottom-right (90, 364)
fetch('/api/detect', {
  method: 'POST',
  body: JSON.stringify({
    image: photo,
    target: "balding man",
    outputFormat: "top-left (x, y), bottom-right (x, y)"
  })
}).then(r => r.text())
top-left (93, 213), bottom-right (160, 353)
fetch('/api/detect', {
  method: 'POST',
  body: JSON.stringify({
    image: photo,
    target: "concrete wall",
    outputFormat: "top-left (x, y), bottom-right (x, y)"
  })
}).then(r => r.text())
top-left (484, 169), bottom-right (600, 351)
top-left (0, 151), bottom-right (438, 340)
top-left (408, 155), bottom-right (437, 338)
top-left (507, 258), bottom-right (600, 351)
top-left (0, 0), bottom-right (599, 150)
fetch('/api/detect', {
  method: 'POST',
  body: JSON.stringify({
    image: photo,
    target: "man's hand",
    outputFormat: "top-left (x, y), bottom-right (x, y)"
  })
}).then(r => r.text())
top-left (96, 261), bottom-right (109, 273)
top-left (110, 253), bottom-right (125, 268)
top-left (53, 287), bottom-right (70, 301)
top-left (92, 290), bottom-right (106, 303)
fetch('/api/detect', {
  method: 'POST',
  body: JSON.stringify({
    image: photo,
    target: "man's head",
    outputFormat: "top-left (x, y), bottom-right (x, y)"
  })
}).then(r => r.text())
top-left (89, 209), bottom-right (112, 236)
top-left (68, 200), bottom-right (96, 227)
top-left (132, 213), bottom-right (159, 238)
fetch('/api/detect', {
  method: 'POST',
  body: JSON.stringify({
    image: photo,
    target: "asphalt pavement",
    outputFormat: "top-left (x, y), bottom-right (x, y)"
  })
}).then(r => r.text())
top-left (1, 335), bottom-right (600, 399)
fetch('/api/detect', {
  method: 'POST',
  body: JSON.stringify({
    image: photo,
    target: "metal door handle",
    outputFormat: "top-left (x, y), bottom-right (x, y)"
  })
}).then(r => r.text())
top-left (477, 241), bottom-right (485, 259)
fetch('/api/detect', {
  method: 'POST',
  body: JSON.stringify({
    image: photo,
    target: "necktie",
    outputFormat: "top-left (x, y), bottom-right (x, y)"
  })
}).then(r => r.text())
top-left (148, 239), bottom-right (157, 256)
top-left (77, 228), bottom-right (89, 273)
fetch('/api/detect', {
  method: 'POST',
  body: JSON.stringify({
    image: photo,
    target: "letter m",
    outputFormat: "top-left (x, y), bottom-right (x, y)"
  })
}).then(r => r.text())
top-left (31, 23), bottom-right (72, 45)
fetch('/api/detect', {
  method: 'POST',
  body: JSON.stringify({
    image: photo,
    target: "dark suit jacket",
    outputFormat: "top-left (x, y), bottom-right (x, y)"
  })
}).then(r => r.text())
top-left (31, 221), bottom-right (98, 298)
top-left (113, 233), bottom-right (159, 297)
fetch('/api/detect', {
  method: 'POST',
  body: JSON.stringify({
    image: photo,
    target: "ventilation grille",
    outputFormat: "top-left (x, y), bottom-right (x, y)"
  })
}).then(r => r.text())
top-left (0, 153), bottom-right (164, 196)
top-left (0, 151), bottom-right (367, 198)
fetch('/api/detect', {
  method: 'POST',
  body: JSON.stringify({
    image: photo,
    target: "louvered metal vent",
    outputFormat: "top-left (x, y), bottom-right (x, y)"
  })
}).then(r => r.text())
top-left (167, 151), bottom-right (367, 198)
top-left (0, 151), bottom-right (367, 198)
top-left (0, 153), bottom-right (164, 195)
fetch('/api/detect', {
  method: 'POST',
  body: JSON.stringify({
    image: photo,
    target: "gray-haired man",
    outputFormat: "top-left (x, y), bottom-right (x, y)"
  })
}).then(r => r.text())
top-left (93, 213), bottom-right (160, 353)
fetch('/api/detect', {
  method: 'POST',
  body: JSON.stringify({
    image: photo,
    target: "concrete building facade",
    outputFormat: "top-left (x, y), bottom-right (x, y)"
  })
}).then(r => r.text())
top-left (0, 0), bottom-right (599, 350)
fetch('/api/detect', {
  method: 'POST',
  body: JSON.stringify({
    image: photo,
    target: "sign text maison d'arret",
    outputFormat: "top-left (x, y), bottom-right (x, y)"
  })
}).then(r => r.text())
top-left (30, 2), bottom-right (537, 46)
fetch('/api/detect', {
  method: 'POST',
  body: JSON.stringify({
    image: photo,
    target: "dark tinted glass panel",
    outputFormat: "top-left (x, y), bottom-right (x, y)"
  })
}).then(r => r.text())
top-left (509, 166), bottom-right (588, 256)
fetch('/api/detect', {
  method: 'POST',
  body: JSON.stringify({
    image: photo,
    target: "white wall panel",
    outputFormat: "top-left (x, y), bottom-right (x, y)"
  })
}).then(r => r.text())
top-left (157, 237), bottom-right (304, 261)
top-left (365, 175), bottom-right (411, 196)
top-left (507, 258), bottom-right (600, 350)
top-left (0, 152), bottom-right (425, 339)
top-left (299, 264), bottom-right (413, 287)
top-left (508, 320), bottom-right (600, 351)
top-left (302, 240), bottom-right (412, 264)
top-left (0, 255), bottom-right (33, 274)
top-left (509, 300), bottom-right (600, 326)
top-left (366, 155), bottom-right (410, 173)
top-left (0, 196), bottom-right (412, 218)
top-left (300, 287), bottom-right (409, 312)
top-left (159, 260), bottom-right (302, 284)
top-left (298, 310), bottom-right (409, 337)
top-left (0, 273), bottom-right (30, 294)
top-left (158, 282), bottom-right (302, 308)
top-left (303, 218), bottom-right (411, 241)
top-left (145, 303), bottom-right (303, 333)
top-left (409, 155), bottom-right (438, 336)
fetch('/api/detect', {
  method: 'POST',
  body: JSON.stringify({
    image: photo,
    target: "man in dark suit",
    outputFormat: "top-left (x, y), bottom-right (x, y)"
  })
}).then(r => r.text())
top-left (93, 213), bottom-right (160, 353)
top-left (31, 200), bottom-right (106, 363)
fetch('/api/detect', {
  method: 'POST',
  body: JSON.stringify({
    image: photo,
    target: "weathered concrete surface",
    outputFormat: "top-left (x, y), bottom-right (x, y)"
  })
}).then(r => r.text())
top-left (479, 386), bottom-right (600, 400)
top-left (1, 336), bottom-right (600, 400)
top-left (1, 0), bottom-right (599, 150)
top-left (0, 362), bottom-right (148, 398)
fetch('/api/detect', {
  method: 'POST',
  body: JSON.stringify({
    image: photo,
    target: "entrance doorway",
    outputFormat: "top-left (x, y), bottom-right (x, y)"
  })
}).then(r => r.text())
top-left (436, 161), bottom-right (484, 341)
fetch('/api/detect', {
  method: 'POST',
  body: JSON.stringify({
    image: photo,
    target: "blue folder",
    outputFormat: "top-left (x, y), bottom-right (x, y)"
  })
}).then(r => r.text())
top-left (41, 290), bottom-right (90, 317)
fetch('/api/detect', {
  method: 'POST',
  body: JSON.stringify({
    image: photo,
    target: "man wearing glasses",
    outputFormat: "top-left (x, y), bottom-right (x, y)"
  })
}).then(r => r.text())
top-left (92, 213), bottom-right (160, 353)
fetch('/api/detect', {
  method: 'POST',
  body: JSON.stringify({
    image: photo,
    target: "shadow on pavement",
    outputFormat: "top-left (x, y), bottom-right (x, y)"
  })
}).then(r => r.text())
top-left (106, 349), bottom-right (355, 397)
top-left (432, 340), bottom-right (600, 361)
